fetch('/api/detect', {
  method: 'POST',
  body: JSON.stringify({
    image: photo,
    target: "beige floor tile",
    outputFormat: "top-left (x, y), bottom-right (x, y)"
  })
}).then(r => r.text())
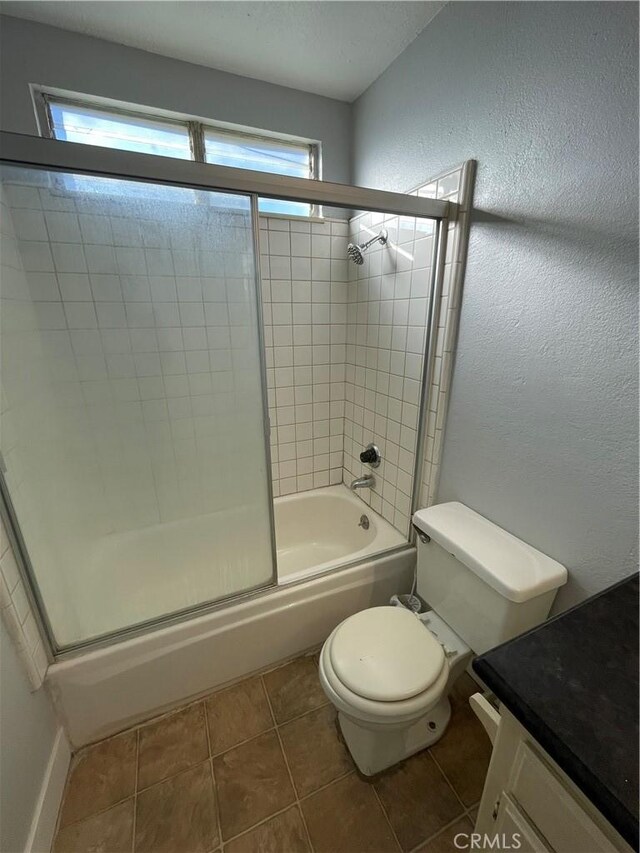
top-left (280, 704), bottom-right (353, 797)
top-left (53, 654), bottom-right (490, 853)
top-left (53, 799), bottom-right (134, 853)
top-left (205, 676), bottom-right (273, 755)
top-left (137, 702), bottom-right (208, 789)
top-left (374, 750), bottom-right (464, 851)
top-left (225, 806), bottom-right (310, 853)
top-left (214, 730), bottom-right (295, 840)
top-left (430, 705), bottom-right (492, 807)
top-left (134, 762), bottom-right (218, 853)
top-left (263, 656), bottom-right (327, 723)
top-left (59, 731), bottom-right (137, 827)
top-left (416, 816), bottom-right (474, 852)
top-left (301, 773), bottom-right (399, 853)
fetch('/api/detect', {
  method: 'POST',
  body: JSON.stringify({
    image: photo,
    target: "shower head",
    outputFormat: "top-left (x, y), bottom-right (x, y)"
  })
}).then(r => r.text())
top-left (347, 229), bottom-right (388, 265)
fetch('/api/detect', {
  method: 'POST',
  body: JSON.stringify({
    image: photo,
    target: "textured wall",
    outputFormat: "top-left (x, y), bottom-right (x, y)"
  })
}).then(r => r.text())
top-left (0, 14), bottom-right (351, 185)
top-left (353, 2), bottom-right (639, 610)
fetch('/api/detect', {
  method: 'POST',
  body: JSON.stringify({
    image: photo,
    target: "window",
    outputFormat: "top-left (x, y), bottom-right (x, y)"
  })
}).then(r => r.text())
top-left (48, 100), bottom-right (192, 160)
top-left (204, 127), bottom-right (314, 217)
top-left (39, 93), bottom-right (319, 217)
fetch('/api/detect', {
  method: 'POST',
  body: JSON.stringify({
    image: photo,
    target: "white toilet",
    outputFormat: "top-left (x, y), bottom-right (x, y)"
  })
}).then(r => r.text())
top-left (319, 501), bottom-right (567, 776)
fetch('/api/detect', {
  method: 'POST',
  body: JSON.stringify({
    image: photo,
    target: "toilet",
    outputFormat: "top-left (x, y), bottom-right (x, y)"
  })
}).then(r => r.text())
top-left (319, 501), bottom-right (567, 776)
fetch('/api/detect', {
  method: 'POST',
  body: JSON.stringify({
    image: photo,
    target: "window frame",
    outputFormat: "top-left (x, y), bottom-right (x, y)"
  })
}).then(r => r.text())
top-left (33, 89), bottom-right (322, 218)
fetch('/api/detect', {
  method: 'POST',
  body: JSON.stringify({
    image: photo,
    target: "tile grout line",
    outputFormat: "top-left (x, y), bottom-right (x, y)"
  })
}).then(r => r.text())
top-left (71, 670), bottom-right (327, 838)
top-left (268, 697), bottom-right (331, 729)
top-left (131, 728), bottom-right (139, 853)
top-left (297, 768), bottom-right (355, 805)
top-left (428, 747), bottom-right (467, 813)
top-left (70, 649), bottom-right (322, 755)
top-left (466, 804), bottom-right (480, 823)
top-left (199, 677), bottom-right (305, 848)
top-left (202, 698), bottom-right (224, 851)
top-left (206, 697), bottom-right (330, 763)
top-left (51, 654), bottom-right (482, 852)
top-left (406, 811), bottom-right (474, 853)
top-left (261, 673), bottom-right (316, 853)
top-left (221, 801), bottom-right (306, 848)
top-left (51, 793), bottom-right (135, 833)
top-left (209, 722), bottom-right (278, 761)
top-left (370, 784), bottom-right (404, 853)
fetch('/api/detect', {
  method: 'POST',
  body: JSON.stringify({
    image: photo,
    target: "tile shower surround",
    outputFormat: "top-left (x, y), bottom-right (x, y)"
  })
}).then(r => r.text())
top-left (0, 162), bottom-right (472, 684)
top-left (264, 164), bottom-right (472, 537)
top-left (3, 177), bottom-right (466, 528)
top-left (342, 211), bottom-right (435, 536)
top-left (260, 216), bottom-right (349, 497)
top-left (1, 181), bottom-right (263, 533)
top-left (342, 163), bottom-right (471, 536)
top-left (0, 177), bottom-right (273, 649)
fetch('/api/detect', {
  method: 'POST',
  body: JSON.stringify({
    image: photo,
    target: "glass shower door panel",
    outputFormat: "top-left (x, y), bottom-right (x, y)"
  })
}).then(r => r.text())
top-left (0, 165), bottom-right (274, 648)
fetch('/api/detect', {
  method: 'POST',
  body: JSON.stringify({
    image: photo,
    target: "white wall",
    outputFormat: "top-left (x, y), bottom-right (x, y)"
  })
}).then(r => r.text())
top-left (0, 618), bottom-right (58, 853)
top-left (352, 1), bottom-right (639, 610)
top-left (0, 14), bottom-right (351, 185)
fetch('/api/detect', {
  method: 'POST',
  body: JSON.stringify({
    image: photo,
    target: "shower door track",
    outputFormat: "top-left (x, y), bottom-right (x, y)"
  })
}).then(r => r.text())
top-left (0, 132), bottom-right (451, 218)
top-left (0, 131), bottom-right (456, 660)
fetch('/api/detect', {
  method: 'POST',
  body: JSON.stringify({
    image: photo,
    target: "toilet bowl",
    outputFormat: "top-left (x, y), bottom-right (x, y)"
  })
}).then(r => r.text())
top-left (318, 605), bottom-right (471, 776)
top-left (318, 501), bottom-right (568, 776)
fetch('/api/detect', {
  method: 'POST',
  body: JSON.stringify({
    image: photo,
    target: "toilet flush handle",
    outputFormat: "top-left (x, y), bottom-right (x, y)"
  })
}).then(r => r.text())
top-left (411, 522), bottom-right (431, 544)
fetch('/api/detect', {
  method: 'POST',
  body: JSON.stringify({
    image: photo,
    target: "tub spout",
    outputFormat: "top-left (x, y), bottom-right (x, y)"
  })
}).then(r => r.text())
top-left (350, 475), bottom-right (375, 491)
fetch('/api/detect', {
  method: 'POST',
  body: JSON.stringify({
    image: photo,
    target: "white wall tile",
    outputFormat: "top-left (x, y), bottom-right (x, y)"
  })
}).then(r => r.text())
top-left (341, 168), bottom-right (473, 536)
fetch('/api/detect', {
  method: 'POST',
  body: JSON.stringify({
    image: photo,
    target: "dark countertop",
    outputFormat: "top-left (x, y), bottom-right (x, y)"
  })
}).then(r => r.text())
top-left (473, 574), bottom-right (639, 850)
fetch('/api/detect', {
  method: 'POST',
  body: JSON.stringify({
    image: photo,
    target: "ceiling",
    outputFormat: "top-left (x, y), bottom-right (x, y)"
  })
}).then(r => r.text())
top-left (0, 1), bottom-right (445, 102)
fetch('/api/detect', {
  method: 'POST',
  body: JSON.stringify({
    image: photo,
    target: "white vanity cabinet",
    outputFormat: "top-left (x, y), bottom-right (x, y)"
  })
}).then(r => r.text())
top-left (473, 701), bottom-right (635, 853)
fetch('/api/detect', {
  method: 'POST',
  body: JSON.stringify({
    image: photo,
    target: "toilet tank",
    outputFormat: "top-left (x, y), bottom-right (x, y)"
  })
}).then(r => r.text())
top-left (412, 503), bottom-right (567, 655)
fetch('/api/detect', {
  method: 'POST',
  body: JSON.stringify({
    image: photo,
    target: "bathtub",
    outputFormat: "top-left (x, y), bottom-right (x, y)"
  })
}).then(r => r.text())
top-left (275, 484), bottom-right (406, 583)
top-left (47, 484), bottom-right (414, 747)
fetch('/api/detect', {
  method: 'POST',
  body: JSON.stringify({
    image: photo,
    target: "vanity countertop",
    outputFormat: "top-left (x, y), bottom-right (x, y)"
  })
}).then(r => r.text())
top-left (473, 574), bottom-right (639, 849)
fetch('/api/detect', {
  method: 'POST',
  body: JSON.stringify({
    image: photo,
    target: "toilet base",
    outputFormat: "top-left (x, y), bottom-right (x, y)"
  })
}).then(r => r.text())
top-left (338, 696), bottom-right (452, 776)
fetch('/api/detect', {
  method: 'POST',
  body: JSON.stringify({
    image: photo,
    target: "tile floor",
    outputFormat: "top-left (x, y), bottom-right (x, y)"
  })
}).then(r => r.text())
top-left (52, 654), bottom-right (491, 853)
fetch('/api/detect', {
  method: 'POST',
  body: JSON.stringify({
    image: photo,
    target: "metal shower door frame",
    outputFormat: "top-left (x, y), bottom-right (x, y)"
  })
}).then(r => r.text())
top-left (0, 131), bottom-right (455, 659)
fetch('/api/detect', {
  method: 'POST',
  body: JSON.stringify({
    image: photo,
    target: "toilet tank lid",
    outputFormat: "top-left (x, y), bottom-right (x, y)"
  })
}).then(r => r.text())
top-left (412, 502), bottom-right (567, 603)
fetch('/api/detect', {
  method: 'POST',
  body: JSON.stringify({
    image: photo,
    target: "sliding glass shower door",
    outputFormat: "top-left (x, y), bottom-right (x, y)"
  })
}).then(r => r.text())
top-left (0, 164), bottom-right (275, 649)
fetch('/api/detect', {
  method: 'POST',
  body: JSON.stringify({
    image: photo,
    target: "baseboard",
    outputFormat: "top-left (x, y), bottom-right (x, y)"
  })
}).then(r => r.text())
top-left (24, 727), bottom-right (71, 853)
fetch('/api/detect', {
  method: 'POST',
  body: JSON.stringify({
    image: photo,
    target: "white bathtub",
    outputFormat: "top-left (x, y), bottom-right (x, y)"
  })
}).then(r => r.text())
top-left (275, 485), bottom-right (406, 583)
top-left (46, 485), bottom-right (414, 747)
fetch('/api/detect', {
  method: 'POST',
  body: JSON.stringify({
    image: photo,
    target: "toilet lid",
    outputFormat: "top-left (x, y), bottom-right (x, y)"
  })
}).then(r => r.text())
top-left (329, 606), bottom-right (446, 702)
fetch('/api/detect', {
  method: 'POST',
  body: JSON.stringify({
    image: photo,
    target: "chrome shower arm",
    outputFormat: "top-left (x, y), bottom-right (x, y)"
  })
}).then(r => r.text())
top-left (360, 229), bottom-right (388, 250)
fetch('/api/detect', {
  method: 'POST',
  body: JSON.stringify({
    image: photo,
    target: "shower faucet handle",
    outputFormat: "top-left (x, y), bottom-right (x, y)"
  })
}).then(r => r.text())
top-left (360, 443), bottom-right (381, 468)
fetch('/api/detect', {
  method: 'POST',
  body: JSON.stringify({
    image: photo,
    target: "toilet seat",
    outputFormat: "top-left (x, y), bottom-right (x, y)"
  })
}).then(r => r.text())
top-left (319, 606), bottom-right (449, 725)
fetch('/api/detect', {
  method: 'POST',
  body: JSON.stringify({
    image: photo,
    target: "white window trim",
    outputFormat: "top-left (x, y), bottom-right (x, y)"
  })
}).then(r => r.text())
top-left (31, 88), bottom-right (322, 219)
